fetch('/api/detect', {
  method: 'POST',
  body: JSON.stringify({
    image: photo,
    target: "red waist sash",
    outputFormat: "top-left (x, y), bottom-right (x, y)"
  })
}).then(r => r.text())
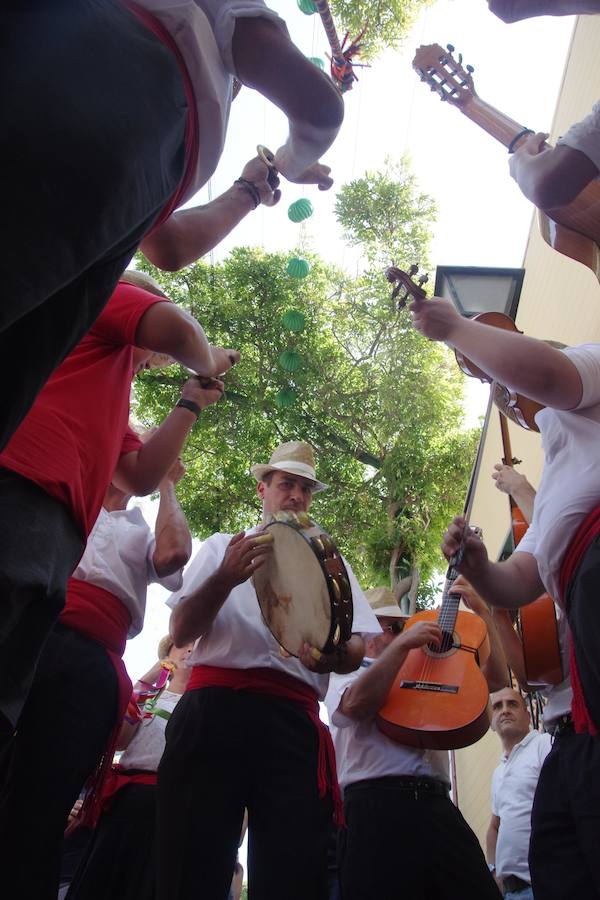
top-left (123, 1), bottom-right (199, 229)
top-left (101, 765), bottom-right (157, 812)
top-left (61, 580), bottom-right (133, 828)
top-left (188, 666), bottom-right (344, 825)
top-left (559, 504), bottom-right (600, 735)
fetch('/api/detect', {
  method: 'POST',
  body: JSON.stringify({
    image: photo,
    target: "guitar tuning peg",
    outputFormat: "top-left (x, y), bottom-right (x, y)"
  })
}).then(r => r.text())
top-left (466, 64), bottom-right (474, 74)
top-left (446, 43), bottom-right (455, 53)
top-left (458, 53), bottom-right (463, 65)
top-left (409, 263), bottom-right (419, 276)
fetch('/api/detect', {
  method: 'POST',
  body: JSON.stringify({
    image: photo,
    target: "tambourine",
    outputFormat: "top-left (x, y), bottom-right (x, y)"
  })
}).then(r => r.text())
top-left (252, 511), bottom-right (353, 657)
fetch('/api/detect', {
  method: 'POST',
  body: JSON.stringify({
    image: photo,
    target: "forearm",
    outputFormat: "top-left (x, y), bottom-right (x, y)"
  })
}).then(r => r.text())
top-left (340, 637), bottom-right (413, 720)
top-left (512, 145), bottom-right (598, 209)
top-left (232, 17), bottom-right (343, 178)
top-left (446, 316), bottom-right (582, 408)
top-left (511, 483), bottom-right (537, 523)
top-left (479, 611), bottom-right (510, 691)
top-left (489, 0), bottom-right (600, 21)
top-left (153, 482), bottom-right (192, 576)
top-left (135, 304), bottom-right (218, 377)
top-left (459, 555), bottom-right (544, 611)
top-left (170, 569), bottom-right (232, 646)
top-left (113, 407), bottom-right (196, 496)
top-left (486, 821), bottom-right (499, 864)
top-left (140, 185), bottom-right (255, 271)
top-left (491, 608), bottom-right (530, 687)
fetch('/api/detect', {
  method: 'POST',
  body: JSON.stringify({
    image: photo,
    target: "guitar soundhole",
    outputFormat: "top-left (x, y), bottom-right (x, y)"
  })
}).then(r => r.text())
top-left (425, 630), bottom-right (459, 658)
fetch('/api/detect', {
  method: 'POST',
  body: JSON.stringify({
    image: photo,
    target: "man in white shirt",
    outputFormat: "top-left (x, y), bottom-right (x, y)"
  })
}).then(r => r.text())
top-left (487, 688), bottom-right (552, 899)
top-left (158, 440), bottom-right (380, 900)
top-left (2, 0), bottom-right (343, 454)
top-left (325, 588), bottom-right (502, 900)
top-left (411, 296), bottom-right (600, 898)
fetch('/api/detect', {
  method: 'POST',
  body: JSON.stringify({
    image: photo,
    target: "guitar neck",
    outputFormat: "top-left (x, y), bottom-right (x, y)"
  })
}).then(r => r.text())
top-left (439, 565), bottom-right (462, 636)
top-left (460, 95), bottom-right (528, 151)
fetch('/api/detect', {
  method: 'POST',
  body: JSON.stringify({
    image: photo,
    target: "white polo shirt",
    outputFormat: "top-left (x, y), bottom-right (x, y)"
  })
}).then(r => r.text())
top-left (167, 529), bottom-right (381, 700)
top-left (515, 344), bottom-right (600, 605)
top-left (491, 730), bottom-right (552, 882)
top-left (72, 506), bottom-right (184, 638)
top-left (324, 661), bottom-right (450, 791)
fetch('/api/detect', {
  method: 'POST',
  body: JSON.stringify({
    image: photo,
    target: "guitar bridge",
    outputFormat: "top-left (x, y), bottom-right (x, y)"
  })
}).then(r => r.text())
top-left (399, 680), bottom-right (459, 694)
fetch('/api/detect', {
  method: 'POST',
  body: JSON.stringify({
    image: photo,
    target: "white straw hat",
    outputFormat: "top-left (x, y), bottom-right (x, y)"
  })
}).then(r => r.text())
top-left (250, 440), bottom-right (328, 492)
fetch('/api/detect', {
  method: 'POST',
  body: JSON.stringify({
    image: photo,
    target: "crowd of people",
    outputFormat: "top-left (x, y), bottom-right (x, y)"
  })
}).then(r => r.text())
top-left (2, 0), bottom-right (600, 897)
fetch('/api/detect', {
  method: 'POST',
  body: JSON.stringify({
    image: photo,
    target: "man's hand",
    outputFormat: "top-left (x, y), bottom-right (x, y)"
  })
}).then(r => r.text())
top-left (298, 642), bottom-right (340, 674)
top-left (159, 457), bottom-right (186, 490)
top-left (239, 157), bottom-right (281, 207)
top-left (492, 464), bottom-right (528, 496)
top-left (216, 531), bottom-right (273, 592)
top-left (442, 516), bottom-right (490, 577)
top-left (180, 376), bottom-right (225, 411)
top-left (509, 132), bottom-right (549, 181)
top-left (283, 161), bottom-right (334, 191)
top-left (409, 296), bottom-right (463, 342)
top-left (206, 347), bottom-right (240, 377)
top-left (452, 575), bottom-right (490, 619)
top-left (400, 620), bottom-right (443, 650)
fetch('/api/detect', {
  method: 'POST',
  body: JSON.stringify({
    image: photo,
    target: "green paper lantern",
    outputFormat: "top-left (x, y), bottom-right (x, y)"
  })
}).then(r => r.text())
top-left (297, 0), bottom-right (317, 14)
top-left (288, 198), bottom-right (314, 223)
top-left (281, 309), bottom-right (306, 333)
top-left (309, 56), bottom-right (325, 69)
top-left (286, 257), bottom-right (310, 279)
top-left (275, 388), bottom-right (297, 408)
top-left (279, 350), bottom-right (303, 372)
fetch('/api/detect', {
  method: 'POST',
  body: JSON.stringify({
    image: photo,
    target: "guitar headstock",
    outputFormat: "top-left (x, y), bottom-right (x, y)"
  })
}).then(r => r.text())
top-left (412, 43), bottom-right (476, 108)
top-left (385, 264), bottom-right (429, 310)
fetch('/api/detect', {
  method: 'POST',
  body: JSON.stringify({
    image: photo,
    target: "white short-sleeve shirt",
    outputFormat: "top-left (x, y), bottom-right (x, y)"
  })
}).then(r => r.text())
top-left (324, 661), bottom-right (450, 790)
top-left (118, 688), bottom-right (182, 771)
top-left (515, 344), bottom-right (600, 604)
top-left (72, 506), bottom-right (184, 638)
top-left (491, 730), bottom-right (552, 882)
top-left (167, 528), bottom-right (381, 700)
top-left (557, 99), bottom-right (600, 172)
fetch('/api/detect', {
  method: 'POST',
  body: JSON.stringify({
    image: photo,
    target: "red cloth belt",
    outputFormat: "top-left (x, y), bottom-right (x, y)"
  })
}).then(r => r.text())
top-left (61, 580), bottom-right (133, 828)
top-left (123, 1), bottom-right (200, 229)
top-left (101, 766), bottom-right (157, 812)
top-left (188, 665), bottom-right (345, 825)
top-left (559, 503), bottom-right (600, 735)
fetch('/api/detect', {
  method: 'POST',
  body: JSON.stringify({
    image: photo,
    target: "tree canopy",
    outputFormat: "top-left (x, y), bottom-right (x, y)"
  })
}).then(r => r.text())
top-left (133, 161), bottom-right (478, 607)
top-left (328, 0), bottom-right (434, 61)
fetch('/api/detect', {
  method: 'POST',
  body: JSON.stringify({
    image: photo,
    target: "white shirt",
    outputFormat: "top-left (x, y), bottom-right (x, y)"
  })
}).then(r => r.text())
top-left (324, 661), bottom-right (450, 790)
top-left (72, 506), bottom-right (184, 638)
top-left (135, 1), bottom-right (338, 201)
top-left (491, 730), bottom-right (552, 882)
top-left (515, 344), bottom-right (600, 604)
top-left (119, 688), bottom-right (182, 771)
top-left (557, 99), bottom-right (600, 172)
top-left (167, 529), bottom-right (381, 700)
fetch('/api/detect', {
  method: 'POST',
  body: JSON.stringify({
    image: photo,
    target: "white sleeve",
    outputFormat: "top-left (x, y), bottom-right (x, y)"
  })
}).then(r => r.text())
top-left (166, 534), bottom-right (224, 609)
top-left (342, 559), bottom-right (383, 635)
top-left (557, 100), bottom-right (600, 173)
top-left (325, 670), bottom-right (361, 729)
top-left (562, 344), bottom-right (600, 410)
top-left (195, 0), bottom-right (288, 75)
top-left (513, 521), bottom-right (537, 558)
top-left (146, 538), bottom-right (185, 592)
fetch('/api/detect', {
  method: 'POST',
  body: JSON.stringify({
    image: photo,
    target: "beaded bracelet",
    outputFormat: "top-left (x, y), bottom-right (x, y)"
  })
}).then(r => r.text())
top-left (235, 177), bottom-right (261, 209)
top-left (507, 128), bottom-right (535, 155)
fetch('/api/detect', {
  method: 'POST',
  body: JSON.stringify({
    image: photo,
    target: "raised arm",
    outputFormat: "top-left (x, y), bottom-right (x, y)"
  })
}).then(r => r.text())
top-left (134, 301), bottom-right (239, 378)
top-left (410, 296), bottom-right (583, 409)
top-left (492, 464), bottom-right (537, 523)
top-left (452, 576), bottom-right (510, 691)
top-left (140, 156), bottom-right (281, 271)
top-left (152, 459), bottom-right (192, 577)
top-left (232, 16), bottom-right (343, 184)
top-left (488, 0), bottom-right (600, 22)
top-left (339, 622), bottom-right (443, 721)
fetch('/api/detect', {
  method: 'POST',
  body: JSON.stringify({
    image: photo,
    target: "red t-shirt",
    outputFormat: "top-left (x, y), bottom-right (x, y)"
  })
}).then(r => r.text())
top-left (0, 283), bottom-right (164, 536)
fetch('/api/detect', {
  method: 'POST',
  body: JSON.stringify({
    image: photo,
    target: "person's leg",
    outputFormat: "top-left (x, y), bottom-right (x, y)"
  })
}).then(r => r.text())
top-left (0, 625), bottom-right (118, 900)
top-left (0, 0), bottom-right (186, 448)
top-left (156, 689), bottom-right (246, 900)
top-left (0, 471), bottom-right (84, 741)
top-left (529, 732), bottom-right (600, 898)
top-left (246, 696), bottom-right (332, 900)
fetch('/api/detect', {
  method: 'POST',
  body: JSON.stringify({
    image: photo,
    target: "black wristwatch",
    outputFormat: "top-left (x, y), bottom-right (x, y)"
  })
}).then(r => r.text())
top-left (176, 398), bottom-right (201, 419)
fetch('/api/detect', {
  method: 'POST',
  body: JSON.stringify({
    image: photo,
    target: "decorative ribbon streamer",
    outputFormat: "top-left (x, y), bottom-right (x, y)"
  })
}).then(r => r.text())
top-left (314, 0), bottom-right (367, 92)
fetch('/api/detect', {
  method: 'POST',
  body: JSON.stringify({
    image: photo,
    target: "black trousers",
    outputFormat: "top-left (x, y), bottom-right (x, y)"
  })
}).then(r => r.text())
top-left (0, 0), bottom-right (186, 450)
top-left (530, 728), bottom-right (600, 898)
top-left (67, 783), bottom-right (157, 900)
top-left (338, 780), bottom-right (501, 900)
top-left (156, 687), bottom-right (333, 900)
top-left (0, 623), bottom-right (118, 900)
top-left (0, 470), bottom-right (85, 735)
top-left (565, 533), bottom-right (600, 730)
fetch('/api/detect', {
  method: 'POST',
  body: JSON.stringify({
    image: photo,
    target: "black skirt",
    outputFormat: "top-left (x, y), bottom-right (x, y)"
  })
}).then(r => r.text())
top-left (0, 0), bottom-right (188, 449)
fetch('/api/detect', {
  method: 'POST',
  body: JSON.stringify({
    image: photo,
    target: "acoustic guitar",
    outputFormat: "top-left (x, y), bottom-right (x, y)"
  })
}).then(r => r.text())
top-left (412, 43), bottom-right (600, 281)
top-left (377, 546), bottom-right (492, 751)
